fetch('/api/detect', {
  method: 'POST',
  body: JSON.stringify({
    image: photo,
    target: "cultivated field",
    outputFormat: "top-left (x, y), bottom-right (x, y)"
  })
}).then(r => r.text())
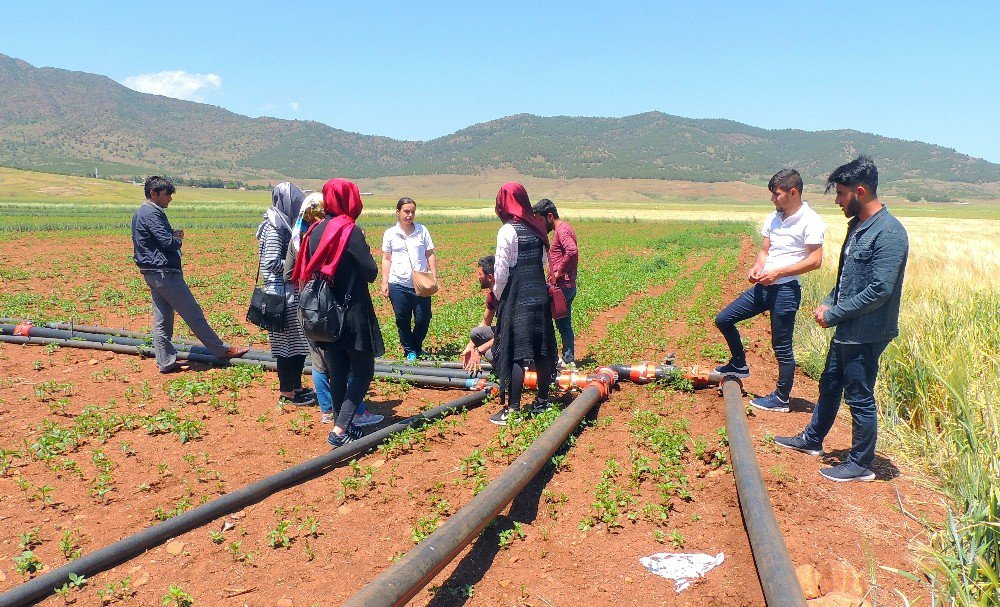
top-left (0, 167), bottom-right (997, 606)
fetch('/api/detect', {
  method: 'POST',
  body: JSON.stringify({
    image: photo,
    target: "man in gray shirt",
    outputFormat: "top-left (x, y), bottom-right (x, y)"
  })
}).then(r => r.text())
top-left (776, 157), bottom-right (909, 482)
top-left (132, 176), bottom-right (248, 372)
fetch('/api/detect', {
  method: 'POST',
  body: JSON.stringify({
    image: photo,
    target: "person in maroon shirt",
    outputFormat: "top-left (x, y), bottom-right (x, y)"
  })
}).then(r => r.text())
top-left (533, 199), bottom-right (579, 367)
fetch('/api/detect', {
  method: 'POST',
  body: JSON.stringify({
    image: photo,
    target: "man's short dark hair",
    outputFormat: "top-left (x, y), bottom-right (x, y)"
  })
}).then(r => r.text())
top-left (532, 198), bottom-right (559, 219)
top-left (144, 176), bottom-right (176, 199)
top-left (477, 255), bottom-right (495, 276)
top-left (826, 156), bottom-right (878, 196)
top-left (768, 169), bottom-right (803, 194)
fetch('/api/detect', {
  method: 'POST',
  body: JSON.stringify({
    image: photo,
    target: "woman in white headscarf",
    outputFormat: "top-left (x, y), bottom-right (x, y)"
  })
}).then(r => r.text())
top-left (258, 182), bottom-right (314, 406)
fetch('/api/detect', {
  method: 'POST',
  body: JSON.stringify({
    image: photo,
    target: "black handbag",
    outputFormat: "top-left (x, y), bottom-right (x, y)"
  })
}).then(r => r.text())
top-left (246, 266), bottom-right (287, 332)
top-left (298, 271), bottom-right (355, 343)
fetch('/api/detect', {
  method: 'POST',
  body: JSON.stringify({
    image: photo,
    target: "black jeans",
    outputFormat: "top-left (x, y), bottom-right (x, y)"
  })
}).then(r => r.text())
top-left (507, 357), bottom-right (555, 412)
top-left (804, 339), bottom-right (889, 470)
top-left (715, 282), bottom-right (800, 400)
top-left (387, 283), bottom-right (432, 355)
top-left (275, 355), bottom-right (306, 393)
top-left (320, 343), bottom-right (375, 429)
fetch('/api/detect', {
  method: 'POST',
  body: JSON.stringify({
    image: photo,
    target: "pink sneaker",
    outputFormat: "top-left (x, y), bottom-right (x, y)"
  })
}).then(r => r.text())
top-left (352, 411), bottom-right (384, 427)
top-left (321, 412), bottom-right (335, 424)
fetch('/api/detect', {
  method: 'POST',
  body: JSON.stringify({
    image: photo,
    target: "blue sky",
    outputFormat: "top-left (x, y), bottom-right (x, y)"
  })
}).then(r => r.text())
top-left (4, 1), bottom-right (999, 162)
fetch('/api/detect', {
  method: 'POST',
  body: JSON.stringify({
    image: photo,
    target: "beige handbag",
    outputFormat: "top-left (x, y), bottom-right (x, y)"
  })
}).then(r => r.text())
top-left (411, 269), bottom-right (439, 297)
top-left (402, 232), bottom-right (439, 297)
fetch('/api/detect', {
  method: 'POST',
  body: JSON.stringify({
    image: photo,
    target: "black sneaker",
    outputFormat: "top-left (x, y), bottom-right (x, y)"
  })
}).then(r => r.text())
top-left (714, 361), bottom-right (750, 378)
top-left (528, 399), bottom-right (553, 415)
top-left (774, 432), bottom-right (824, 456)
top-left (819, 462), bottom-right (876, 482)
top-left (489, 408), bottom-right (516, 426)
top-left (327, 424), bottom-right (364, 448)
top-left (279, 390), bottom-right (317, 407)
top-left (292, 389), bottom-right (317, 405)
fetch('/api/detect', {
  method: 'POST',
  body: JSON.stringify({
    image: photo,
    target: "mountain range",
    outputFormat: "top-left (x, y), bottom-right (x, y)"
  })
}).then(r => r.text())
top-left (2, 53), bottom-right (998, 185)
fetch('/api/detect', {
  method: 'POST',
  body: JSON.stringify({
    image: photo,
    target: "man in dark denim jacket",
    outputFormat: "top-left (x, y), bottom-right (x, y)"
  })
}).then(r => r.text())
top-left (776, 157), bottom-right (908, 482)
top-left (132, 176), bottom-right (248, 372)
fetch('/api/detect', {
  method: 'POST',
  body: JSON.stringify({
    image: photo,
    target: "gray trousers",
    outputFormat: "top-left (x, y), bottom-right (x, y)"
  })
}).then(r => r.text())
top-left (143, 271), bottom-right (228, 370)
top-left (470, 325), bottom-right (495, 363)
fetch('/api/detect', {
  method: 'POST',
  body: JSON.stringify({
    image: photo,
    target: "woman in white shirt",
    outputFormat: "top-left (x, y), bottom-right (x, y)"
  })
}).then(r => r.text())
top-left (381, 197), bottom-right (437, 362)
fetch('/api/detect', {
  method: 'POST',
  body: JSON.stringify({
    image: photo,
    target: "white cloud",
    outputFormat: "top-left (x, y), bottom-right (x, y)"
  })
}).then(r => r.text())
top-left (122, 71), bottom-right (222, 102)
top-left (289, 101), bottom-right (300, 110)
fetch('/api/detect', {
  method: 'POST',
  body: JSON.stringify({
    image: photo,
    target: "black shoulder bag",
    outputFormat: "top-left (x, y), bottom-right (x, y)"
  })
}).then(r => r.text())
top-left (246, 265), bottom-right (287, 332)
top-left (298, 271), bottom-right (356, 343)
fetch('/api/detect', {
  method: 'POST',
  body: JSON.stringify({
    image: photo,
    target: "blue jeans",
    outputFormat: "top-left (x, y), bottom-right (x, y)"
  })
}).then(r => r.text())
top-left (714, 282), bottom-right (800, 400)
top-left (804, 339), bottom-right (889, 470)
top-left (554, 285), bottom-right (576, 363)
top-left (312, 370), bottom-right (367, 416)
top-left (387, 283), bottom-right (432, 355)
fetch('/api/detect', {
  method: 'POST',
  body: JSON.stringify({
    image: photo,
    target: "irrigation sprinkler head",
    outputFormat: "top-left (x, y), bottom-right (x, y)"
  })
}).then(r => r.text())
top-left (662, 352), bottom-right (676, 365)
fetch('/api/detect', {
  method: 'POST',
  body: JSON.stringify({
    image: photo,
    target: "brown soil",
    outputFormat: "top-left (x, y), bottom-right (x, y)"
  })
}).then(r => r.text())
top-left (0, 235), bottom-right (943, 607)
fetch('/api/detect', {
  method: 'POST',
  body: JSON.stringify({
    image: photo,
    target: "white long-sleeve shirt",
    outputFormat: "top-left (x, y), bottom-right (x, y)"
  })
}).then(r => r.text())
top-left (493, 223), bottom-right (517, 298)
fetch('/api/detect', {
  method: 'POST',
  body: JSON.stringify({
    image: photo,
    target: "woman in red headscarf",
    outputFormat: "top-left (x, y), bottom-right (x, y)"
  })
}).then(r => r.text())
top-left (488, 182), bottom-right (558, 425)
top-left (293, 179), bottom-right (384, 447)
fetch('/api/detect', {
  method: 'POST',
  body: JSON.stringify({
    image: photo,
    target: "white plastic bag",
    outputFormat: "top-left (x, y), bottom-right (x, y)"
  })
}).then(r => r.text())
top-left (639, 552), bottom-right (725, 592)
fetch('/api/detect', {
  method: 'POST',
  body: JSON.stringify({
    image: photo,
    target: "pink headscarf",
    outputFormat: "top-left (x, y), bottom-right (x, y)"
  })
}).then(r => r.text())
top-left (495, 182), bottom-right (549, 246)
top-left (292, 179), bottom-right (363, 283)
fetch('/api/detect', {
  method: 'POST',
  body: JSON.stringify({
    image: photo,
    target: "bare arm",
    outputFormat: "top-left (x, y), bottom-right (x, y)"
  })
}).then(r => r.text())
top-left (425, 249), bottom-right (437, 276)
top-left (748, 238), bottom-right (769, 282)
top-left (757, 244), bottom-right (823, 286)
top-left (381, 251), bottom-right (392, 297)
top-left (481, 307), bottom-right (495, 327)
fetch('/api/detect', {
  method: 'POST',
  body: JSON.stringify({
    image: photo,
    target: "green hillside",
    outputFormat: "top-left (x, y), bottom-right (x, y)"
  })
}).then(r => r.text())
top-left (2, 53), bottom-right (998, 185)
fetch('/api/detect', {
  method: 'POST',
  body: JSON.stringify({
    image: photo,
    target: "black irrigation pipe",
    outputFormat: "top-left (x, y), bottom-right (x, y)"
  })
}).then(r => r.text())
top-left (0, 319), bottom-right (204, 348)
top-left (0, 334), bottom-right (497, 392)
top-left (0, 390), bottom-right (492, 607)
top-left (0, 333), bottom-right (262, 368)
top-left (373, 364), bottom-right (487, 381)
top-left (342, 383), bottom-right (610, 607)
top-left (0, 335), bottom-right (230, 367)
top-left (0, 319), bottom-right (491, 371)
top-left (722, 377), bottom-right (807, 607)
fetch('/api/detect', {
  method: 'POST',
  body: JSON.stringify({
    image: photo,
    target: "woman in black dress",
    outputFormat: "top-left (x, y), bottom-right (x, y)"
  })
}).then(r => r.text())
top-left (292, 178), bottom-right (385, 446)
top-left (489, 182), bottom-right (558, 425)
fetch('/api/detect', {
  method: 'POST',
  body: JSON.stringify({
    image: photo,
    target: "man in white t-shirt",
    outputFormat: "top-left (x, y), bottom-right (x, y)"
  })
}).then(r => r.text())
top-left (714, 169), bottom-right (826, 411)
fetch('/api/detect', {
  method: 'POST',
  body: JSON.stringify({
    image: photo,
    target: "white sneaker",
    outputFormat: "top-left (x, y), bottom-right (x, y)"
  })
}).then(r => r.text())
top-left (353, 410), bottom-right (384, 427)
top-left (321, 412), bottom-right (335, 424)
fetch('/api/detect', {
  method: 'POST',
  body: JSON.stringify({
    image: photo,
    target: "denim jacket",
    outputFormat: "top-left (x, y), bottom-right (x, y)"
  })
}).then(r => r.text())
top-left (822, 206), bottom-right (908, 344)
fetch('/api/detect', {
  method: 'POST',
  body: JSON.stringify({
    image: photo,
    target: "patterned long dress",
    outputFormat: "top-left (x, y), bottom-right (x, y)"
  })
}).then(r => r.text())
top-left (258, 222), bottom-right (310, 358)
top-left (491, 222), bottom-right (558, 402)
